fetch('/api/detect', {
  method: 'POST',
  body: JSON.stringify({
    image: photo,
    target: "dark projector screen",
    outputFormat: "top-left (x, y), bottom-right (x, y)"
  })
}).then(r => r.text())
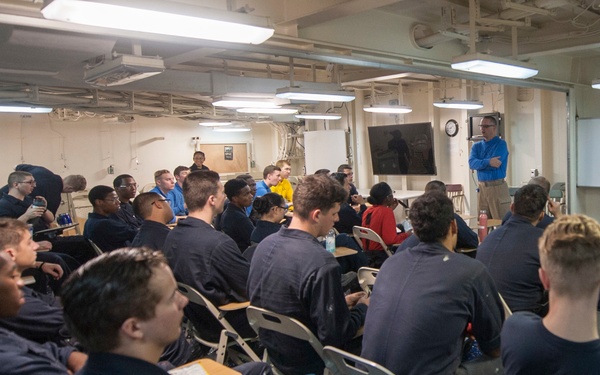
top-left (367, 122), bottom-right (436, 176)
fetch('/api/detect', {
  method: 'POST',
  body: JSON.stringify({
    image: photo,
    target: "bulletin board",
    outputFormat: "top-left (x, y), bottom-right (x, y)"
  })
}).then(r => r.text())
top-left (577, 118), bottom-right (600, 187)
top-left (199, 143), bottom-right (249, 173)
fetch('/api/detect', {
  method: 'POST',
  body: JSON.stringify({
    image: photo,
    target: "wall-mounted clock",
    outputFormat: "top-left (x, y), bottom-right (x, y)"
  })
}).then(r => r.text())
top-left (445, 119), bottom-right (459, 137)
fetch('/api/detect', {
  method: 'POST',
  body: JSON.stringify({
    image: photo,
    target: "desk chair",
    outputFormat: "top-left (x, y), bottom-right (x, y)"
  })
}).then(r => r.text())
top-left (323, 346), bottom-right (394, 375)
top-left (446, 184), bottom-right (465, 214)
top-left (357, 267), bottom-right (378, 296)
top-left (177, 283), bottom-right (261, 365)
top-left (246, 305), bottom-right (335, 375)
top-left (352, 226), bottom-right (393, 258)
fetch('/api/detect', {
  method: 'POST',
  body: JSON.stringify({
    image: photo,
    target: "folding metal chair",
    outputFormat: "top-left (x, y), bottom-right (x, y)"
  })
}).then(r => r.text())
top-left (323, 346), bottom-right (394, 375)
top-left (177, 282), bottom-right (261, 365)
top-left (352, 226), bottom-right (393, 258)
top-left (357, 267), bottom-right (379, 296)
top-left (246, 305), bottom-right (335, 374)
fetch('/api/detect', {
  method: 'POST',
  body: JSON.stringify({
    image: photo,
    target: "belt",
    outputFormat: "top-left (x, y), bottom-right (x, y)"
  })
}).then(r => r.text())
top-left (479, 179), bottom-right (504, 187)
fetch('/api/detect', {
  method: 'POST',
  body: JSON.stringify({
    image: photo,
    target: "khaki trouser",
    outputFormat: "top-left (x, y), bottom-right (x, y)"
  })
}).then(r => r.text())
top-left (477, 180), bottom-right (511, 220)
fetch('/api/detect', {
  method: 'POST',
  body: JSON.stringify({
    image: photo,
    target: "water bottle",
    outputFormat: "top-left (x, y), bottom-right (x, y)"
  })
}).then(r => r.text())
top-left (478, 210), bottom-right (488, 243)
top-left (325, 229), bottom-right (336, 253)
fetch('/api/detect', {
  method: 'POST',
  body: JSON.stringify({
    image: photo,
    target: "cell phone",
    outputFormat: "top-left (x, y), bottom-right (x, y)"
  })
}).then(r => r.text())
top-left (32, 198), bottom-right (45, 208)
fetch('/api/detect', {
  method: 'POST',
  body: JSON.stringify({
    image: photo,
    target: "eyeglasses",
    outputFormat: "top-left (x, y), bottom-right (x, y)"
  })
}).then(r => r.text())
top-left (119, 183), bottom-right (138, 189)
top-left (152, 198), bottom-right (171, 206)
top-left (19, 180), bottom-right (36, 185)
top-left (479, 125), bottom-right (496, 129)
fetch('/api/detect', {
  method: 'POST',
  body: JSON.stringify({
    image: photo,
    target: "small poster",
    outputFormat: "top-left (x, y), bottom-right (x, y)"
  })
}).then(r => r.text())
top-left (224, 146), bottom-right (233, 160)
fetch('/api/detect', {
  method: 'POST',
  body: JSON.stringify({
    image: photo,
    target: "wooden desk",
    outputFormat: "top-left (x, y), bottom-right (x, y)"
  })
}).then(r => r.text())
top-left (219, 301), bottom-right (250, 311)
top-left (334, 246), bottom-right (357, 258)
top-left (169, 358), bottom-right (241, 375)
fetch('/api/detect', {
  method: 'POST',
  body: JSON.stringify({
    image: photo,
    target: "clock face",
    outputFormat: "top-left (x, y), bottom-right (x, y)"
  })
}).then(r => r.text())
top-left (445, 119), bottom-right (459, 137)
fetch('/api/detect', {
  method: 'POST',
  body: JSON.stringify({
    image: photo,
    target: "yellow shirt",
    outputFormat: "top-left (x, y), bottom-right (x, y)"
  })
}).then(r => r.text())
top-left (271, 178), bottom-right (293, 202)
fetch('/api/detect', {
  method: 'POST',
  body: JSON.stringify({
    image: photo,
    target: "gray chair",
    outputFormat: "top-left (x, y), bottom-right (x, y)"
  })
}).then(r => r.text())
top-left (357, 267), bottom-right (378, 296)
top-left (323, 346), bottom-right (394, 375)
top-left (246, 305), bottom-right (335, 374)
top-left (87, 239), bottom-right (104, 256)
top-left (177, 282), bottom-right (261, 365)
top-left (352, 226), bottom-right (393, 258)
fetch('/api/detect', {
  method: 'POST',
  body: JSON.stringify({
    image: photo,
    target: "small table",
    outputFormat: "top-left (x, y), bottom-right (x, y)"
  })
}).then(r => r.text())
top-left (334, 246), bottom-right (358, 258)
top-left (34, 223), bottom-right (79, 239)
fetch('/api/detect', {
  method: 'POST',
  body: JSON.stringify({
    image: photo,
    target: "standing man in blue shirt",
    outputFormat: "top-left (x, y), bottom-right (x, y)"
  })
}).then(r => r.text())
top-left (468, 116), bottom-right (511, 219)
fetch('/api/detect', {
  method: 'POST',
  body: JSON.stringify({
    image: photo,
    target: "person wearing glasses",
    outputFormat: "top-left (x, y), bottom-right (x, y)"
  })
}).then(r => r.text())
top-left (250, 192), bottom-right (287, 244)
top-left (84, 185), bottom-right (137, 252)
top-left (468, 116), bottom-right (511, 220)
top-left (131, 192), bottom-right (174, 251)
top-left (0, 165), bottom-right (86, 216)
top-left (0, 171), bottom-right (54, 231)
top-left (112, 174), bottom-right (143, 230)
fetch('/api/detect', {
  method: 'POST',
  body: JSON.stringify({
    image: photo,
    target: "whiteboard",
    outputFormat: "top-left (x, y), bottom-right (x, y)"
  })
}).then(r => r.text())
top-left (577, 118), bottom-right (600, 187)
top-left (304, 130), bottom-right (347, 175)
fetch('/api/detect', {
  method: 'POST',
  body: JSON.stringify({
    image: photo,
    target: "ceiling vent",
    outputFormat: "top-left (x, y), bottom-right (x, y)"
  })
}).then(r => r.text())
top-left (84, 55), bottom-right (165, 87)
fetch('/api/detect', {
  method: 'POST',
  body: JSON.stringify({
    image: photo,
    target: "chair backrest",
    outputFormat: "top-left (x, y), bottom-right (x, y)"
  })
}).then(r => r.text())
top-left (445, 184), bottom-right (465, 214)
top-left (498, 293), bottom-right (512, 320)
top-left (87, 239), bottom-right (104, 256)
top-left (357, 267), bottom-right (379, 296)
top-left (246, 306), bottom-right (329, 366)
top-left (177, 282), bottom-right (261, 363)
top-left (323, 346), bottom-right (395, 375)
top-left (352, 226), bottom-right (393, 257)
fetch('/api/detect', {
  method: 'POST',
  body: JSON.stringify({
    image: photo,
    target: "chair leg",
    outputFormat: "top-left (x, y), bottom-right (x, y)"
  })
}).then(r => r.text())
top-left (216, 330), bottom-right (228, 364)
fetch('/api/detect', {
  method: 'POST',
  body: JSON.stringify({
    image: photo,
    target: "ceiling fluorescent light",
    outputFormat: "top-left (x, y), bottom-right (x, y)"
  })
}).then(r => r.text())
top-left (199, 121), bottom-right (233, 127)
top-left (592, 79), bottom-right (600, 89)
top-left (237, 107), bottom-right (298, 114)
top-left (212, 97), bottom-right (288, 108)
top-left (295, 112), bottom-right (342, 120)
top-left (276, 87), bottom-right (355, 102)
top-left (433, 99), bottom-right (483, 110)
top-left (451, 53), bottom-right (538, 79)
top-left (363, 104), bottom-right (412, 114)
top-left (0, 106), bottom-right (53, 113)
top-left (213, 127), bottom-right (251, 132)
top-left (42, 0), bottom-right (274, 44)
top-left (84, 54), bottom-right (164, 86)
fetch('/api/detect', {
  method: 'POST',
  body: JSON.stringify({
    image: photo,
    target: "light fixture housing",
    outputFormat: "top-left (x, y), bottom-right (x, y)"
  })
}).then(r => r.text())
top-left (213, 127), bottom-right (251, 132)
top-left (363, 104), bottom-right (413, 114)
top-left (592, 79), bottom-right (600, 89)
top-left (212, 97), bottom-right (289, 108)
top-left (276, 87), bottom-right (355, 102)
top-left (237, 107), bottom-right (298, 114)
top-left (0, 106), bottom-right (53, 113)
top-left (433, 99), bottom-right (484, 110)
top-left (451, 53), bottom-right (538, 79)
top-left (41, 0), bottom-right (274, 44)
top-left (295, 112), bottom-right (342, 120)
top-left (198, 121), bottom-right (233, 127)
top-left (84, 54), bottom-right (165, 86)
